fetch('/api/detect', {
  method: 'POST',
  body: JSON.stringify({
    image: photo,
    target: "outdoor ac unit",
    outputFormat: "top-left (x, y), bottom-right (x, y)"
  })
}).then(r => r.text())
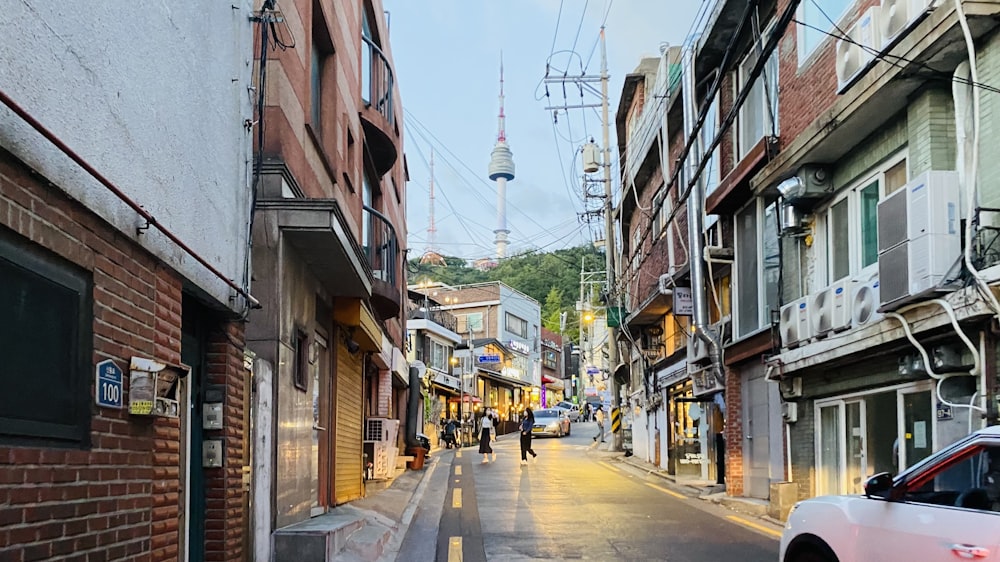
top-left (781, 402), bottom-right (798, 424)
top-left (688, 336), bottom-right (711, 366)
top-left (690, 366), bottom-right (724, 397)
top-left (852, 271), bottom-right (883, 327)
top-left (779, 377), bottom-right (803, 399)
top-left (877, 170), bottom-right (961, 309)
top-left (836, 7), bottom-right (882, 93)
top-left (779, 296), bottom-right (812, 348)
top-left (880, 0), bottom-right (933, 48)
top-left (812, 279), bottom-right (853, 337)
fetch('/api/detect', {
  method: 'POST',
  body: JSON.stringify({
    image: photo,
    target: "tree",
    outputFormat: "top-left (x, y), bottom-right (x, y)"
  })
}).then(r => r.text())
top-left (541, 287), bottom-right (564, 333)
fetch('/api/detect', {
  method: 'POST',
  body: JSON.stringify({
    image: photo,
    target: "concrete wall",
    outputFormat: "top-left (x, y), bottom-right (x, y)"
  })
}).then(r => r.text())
top-left (0, 1), bottom-right (255, 312)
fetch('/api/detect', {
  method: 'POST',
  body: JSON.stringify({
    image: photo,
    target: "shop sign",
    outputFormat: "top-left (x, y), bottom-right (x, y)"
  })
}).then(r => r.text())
top-left (673, 287), bottom-right (693, 316)
top-left (508, 340), bottom-right (530, 354)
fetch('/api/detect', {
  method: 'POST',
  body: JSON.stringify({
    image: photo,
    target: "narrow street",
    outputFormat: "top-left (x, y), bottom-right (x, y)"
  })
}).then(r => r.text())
top-left (397, 422), bottom-right (779, 562)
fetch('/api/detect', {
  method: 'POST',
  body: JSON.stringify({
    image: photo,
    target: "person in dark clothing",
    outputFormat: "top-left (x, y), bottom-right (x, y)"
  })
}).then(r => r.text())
top-left (442, 418), bottom-right (458, 449)
top-left (519, 407), bottom-right (538, 465)
top-left (478, 408), bottom-right (495, 463)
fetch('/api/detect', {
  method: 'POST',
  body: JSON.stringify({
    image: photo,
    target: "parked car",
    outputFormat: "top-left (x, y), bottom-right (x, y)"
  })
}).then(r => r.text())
top-left (780, 425), bottom-right (1000, 562)
top-left (531, 408), bottom-right (572, 437)
top-left (554, 401), bottom-right (580, 422)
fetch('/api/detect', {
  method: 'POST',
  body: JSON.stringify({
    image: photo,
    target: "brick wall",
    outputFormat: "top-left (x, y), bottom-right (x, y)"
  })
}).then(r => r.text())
top-left (0, 148), bottom-right (247, 561)
top-left (724, 365), bottom-right (744, 496)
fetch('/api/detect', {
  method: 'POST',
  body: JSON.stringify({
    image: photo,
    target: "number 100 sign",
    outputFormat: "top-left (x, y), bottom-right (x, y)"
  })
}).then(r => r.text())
top-left (96, 359), bottom-right (124, 409)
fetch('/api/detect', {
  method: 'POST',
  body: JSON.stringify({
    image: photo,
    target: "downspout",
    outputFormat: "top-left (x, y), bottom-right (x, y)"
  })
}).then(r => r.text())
top-left (680, 41), bottom-right (724, 388)
top-left (406, 362), bottom-right (423, 449)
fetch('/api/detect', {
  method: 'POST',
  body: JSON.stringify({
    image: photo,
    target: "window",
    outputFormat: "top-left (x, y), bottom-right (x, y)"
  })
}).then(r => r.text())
top-left (798, 0), bottom-right (852, 63)
top-left (361, 9), bottom-right (375, 106)
top-left (543, 350), bottom-right (557, 370)
top-left (703, 93), bottom-right (722, 195)
top-left (310, 43), bottom-right (326, 128)
top-left (293, 329), bottom-right (309, 391)
top-left (1, 232), bottom-right (92, 447)
top-left (906, 446), bottom-right (1000, 511)
top-left (310, 0), bottom-right (334, 132)
top-left (736, 41), bottom-right (779, 159)
top-left (505, 313), bottom-right (528, 339)
top-left (652, 192), bottom-right (664, 239)
top-left (735, 199), bottom-right (780, 338)
top-left (429, 340), bottom-right (448, 371)
top-left (819, 155), bottom-right (907, 283)
top-left (457, 312), bottom-right (483, 335)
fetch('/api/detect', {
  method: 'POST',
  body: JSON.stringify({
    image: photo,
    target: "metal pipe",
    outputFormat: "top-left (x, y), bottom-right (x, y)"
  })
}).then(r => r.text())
top-left (680, 43), bottom-right (723, 386)
top-left (0, 88), bottom-right (260, 309)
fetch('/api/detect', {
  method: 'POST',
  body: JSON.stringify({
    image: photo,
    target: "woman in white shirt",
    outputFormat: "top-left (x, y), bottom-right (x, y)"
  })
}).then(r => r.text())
top-left (478, 409), bottom-right (495, 463)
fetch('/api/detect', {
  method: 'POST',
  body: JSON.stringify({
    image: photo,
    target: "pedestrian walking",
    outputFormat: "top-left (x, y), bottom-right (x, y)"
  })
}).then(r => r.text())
top-left (478, 408), bottom-right (496, 463)
top-left (594, 406), bottom-right (605, 443)
top-left (583, 402), bottom-right (591, 422)
top-left (519, 407), bottom-right (537, 465)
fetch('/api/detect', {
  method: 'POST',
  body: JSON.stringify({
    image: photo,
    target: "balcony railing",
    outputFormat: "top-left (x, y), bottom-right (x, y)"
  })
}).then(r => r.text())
top-left (361, 35), bottom-right (395, 129)
top-left (362, 205), bottom-right (398, 289)
top-left (408, 307), bottom-right (458, 334)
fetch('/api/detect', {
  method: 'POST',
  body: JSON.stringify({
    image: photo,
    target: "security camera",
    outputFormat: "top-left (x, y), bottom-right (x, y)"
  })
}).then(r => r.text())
top-left (346, 338), bottom-right (361, 354)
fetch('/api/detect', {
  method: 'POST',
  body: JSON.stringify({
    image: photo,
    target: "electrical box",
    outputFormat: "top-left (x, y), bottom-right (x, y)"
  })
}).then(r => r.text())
top-left (203, 403), bottom-right (224, 430)
top-left (203, 440), bottom-right (223, 468)
top-left (582, 142), bottom-right (601, 173)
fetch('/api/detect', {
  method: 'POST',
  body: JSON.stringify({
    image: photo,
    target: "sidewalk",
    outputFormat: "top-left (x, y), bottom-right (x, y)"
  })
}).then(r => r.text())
top-left (590, 439), bottom-right (787, 535)
top-left (310, 432), bottom-right (518, 561)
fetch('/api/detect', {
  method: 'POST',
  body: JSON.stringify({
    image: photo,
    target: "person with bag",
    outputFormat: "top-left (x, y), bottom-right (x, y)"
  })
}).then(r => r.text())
top-left (594, 405), bottom-right (606, 443)
top-left (519, 407), bottom-right (538, 465)
top-left (478, 408), bottom-right (496, 463)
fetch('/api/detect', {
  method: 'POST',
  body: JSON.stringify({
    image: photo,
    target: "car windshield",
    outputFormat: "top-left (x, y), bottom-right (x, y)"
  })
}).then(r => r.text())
top-left (534, 409), bottom-right (562, 419)
top-left (556, 402), bottom-right (575, 409)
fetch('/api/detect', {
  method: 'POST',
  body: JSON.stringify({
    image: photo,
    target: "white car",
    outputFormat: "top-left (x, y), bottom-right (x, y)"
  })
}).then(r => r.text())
top-left (780, 425), bottom-right (1000, 562)
top-left (553, 401), bottom-right (580, 422)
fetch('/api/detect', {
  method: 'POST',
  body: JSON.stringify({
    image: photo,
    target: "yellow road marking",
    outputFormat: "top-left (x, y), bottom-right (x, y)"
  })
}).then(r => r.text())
top-left (455, 465), bottom-right (462, 476)
top-left (452, 488), bottom-right (462, 508)
top-left (725, 515), bottom-right (782, 538)
top-left (448, 536), bottom-right (463, 562)
top-left (645, 482), bottom-right (685, 499)
top-left (598, 461), bottom-right (617, 472)
top-left (456, 450), bottom-right (462, 458)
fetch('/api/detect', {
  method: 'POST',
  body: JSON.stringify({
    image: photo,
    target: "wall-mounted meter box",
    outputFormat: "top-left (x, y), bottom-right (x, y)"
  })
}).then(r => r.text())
top-left (128, 356), bottom-right (190, 417)
top-left (203, 440), bottom-right (223, 468)
top-left (203, 403), bottom-right (224, 430)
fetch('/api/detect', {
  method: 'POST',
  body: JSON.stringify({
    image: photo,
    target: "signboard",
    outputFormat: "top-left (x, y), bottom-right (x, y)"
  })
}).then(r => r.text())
top-left (585, 366), bottom-right (600, 375)
top-left (507, 340), bottom-right (530, 354)
top-left (477, 354), bottom-right (501, 363)
top-left (673, 286), bottom-right (693, 316)
top-left (95, 359), bottom-right (123, 409)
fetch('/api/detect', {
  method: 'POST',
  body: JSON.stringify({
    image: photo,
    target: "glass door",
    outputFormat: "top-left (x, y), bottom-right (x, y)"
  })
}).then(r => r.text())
top-left (899, 388), bottom-right (934, 470)
top-left (817, 403), bottom-right (843, 495)
top-left (845, 401), bottom-right (867, 493)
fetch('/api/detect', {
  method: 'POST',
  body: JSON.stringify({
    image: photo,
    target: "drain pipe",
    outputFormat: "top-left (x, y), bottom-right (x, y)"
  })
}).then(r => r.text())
top-left (680, 42), bottom-right (724, 388)
top-left (406, 363), bottom-right (424, 449)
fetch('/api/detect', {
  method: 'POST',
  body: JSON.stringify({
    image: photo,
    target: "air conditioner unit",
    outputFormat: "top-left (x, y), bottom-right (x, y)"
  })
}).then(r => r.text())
top-left (852, 271), bottom-right (883, 327)
top-left (779, 296), bottom-right (813, 348)
top-left (781, 402), bottom-right (798, 423)
top-left (880, 0), bottom-right (934, 48)
top-left (812, 279), bottom-right (853, 337)
top-left (836, 7), bottom-right (882, 93)
top-left (877, 170), bottom-right (961, 309)
top-left (688, 336), bottom-right (711, 366)
top-left (363, 418), bottom-right (400, 480)
top-left (779, 377), bottom-right (803, 399)
top-left (690, 366), bottom-right (724, 397)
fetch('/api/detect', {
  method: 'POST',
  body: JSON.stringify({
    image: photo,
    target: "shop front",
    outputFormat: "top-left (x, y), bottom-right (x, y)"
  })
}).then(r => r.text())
top-left (661, 365), bottom-right (724, 484)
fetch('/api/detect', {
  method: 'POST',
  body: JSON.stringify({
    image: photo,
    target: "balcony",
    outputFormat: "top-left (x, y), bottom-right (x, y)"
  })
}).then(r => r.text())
top-left (408, 307), bottom-right (458, 334)
top-left (361, 36), bottom-right (398, 176)
top-left (363, 205), bottom-right (400, 318)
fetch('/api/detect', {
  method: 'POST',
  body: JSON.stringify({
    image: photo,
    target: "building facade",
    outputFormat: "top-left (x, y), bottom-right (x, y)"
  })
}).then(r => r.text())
top-left (616, 0), bottom-right (1000, 515)
top-left (0, 2), bottom-right (256, 561)
top-left (406, 291), bottom-right (463, 445)
top-left (244, 0), bottom-right (409, 558)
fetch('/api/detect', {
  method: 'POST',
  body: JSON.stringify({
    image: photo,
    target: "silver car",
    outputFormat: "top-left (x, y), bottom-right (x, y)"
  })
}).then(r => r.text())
top-left (531, 408), bottom-right (572, 437)
top-left (554, 401), bottom-right (580, 422)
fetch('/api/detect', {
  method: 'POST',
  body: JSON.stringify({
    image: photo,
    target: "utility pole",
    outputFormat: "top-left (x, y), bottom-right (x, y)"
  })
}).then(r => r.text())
top-left (598, 27), bottom-right (622, 452)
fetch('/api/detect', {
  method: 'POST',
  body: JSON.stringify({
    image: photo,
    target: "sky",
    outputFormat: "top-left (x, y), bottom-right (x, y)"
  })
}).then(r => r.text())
top-left (384, 1), bottom-right (704, 262)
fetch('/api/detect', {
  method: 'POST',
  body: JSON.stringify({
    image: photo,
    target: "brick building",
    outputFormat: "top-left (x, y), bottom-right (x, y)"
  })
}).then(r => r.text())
top-left (0, 2), bottom-right (256, 561)
top-left (616, 0), bottom-right (1000, 517)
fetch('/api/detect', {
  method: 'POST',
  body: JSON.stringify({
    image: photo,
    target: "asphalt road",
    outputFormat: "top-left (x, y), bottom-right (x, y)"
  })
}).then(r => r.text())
top-left (398, 421), bottom-right (780, 562)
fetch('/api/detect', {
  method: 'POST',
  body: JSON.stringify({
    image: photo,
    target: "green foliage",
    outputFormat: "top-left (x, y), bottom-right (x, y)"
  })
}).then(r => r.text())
top-left (407, 244), bottom-right (605, 343)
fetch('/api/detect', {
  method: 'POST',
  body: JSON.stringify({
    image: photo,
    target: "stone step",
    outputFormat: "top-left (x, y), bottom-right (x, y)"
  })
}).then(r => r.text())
top-left (345, 520), bottom-right (393, 561)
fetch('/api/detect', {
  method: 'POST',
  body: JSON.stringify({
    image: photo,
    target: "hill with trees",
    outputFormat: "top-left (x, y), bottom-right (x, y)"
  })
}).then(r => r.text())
top-left (408, 245), bottom-right (606, 341)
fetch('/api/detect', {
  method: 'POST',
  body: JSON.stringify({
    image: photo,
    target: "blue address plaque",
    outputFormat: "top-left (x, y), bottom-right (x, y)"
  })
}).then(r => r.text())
top-left (95, 359), bottom-right (124, 409)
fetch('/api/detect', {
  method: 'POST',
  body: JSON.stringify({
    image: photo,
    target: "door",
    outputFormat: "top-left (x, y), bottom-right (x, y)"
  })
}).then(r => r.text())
top-left (817, 403), bottom-right (844, 496)
top-left (181, 302), bottom-right (207, 562)
top-left (845, 400), bottom-right (867, 494)
top-left (744, 369), bottom-right (771, 498)
top-left (899, 388), bottom-right (934, 470)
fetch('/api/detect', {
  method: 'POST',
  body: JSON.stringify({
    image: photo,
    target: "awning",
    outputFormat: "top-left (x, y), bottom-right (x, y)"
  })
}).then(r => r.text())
top-left (447, 395), bottom-right (482, 403)
top-left (477, 368), bottom-right (531, 387)
top-left (542, 376), bottom-right (564, 390)
top-left (333, 299), bottom-right (382, 352)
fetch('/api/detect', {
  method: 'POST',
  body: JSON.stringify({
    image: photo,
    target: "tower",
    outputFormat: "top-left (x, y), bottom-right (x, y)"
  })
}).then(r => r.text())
top-left (419, 149), bottom-right (446, 266)
top-left (488, 55), bottom-right (515, 259)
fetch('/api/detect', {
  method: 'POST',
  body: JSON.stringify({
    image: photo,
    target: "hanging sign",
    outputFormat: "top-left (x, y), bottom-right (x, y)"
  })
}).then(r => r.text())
top-left (673, 287), bottom-right (693, 316)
